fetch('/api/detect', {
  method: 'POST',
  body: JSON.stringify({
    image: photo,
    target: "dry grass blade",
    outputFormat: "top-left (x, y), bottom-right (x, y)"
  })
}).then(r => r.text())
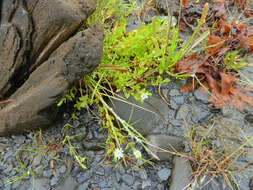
top-left (0, 99), bottom-right (12, 104)
top-left (183, 109), bottom-right (252, 187)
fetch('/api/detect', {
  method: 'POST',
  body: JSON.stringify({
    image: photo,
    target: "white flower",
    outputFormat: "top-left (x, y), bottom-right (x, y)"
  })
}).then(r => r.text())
top-left (135, 137), bottom-right (142, 143)
top-left (133, 150), bottom-right (142, 159)
top-left (140, 93), bottom-right (149, 101)
top-left (114, 148), bottom-right (124, 160)
top-left (171, 16), bottom-right (177, 26)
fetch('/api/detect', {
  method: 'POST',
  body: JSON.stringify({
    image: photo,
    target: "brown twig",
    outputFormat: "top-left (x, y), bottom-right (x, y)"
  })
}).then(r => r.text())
top-left (0, 99), bottom-right (12, 104)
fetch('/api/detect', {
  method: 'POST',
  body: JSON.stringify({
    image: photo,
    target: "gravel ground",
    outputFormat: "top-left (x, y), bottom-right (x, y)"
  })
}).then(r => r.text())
top-left (0, 71), bottom-right (252, 189)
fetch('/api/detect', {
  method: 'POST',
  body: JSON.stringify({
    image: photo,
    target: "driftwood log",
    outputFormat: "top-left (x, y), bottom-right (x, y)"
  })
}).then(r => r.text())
top-left (0, 0), bottom-right (103, 136)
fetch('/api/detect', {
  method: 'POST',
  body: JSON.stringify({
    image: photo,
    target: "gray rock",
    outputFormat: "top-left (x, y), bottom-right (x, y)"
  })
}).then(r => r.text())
top-left (191, 175), bottom-right (220, 190)
top-left (59, 165), bottom-right (67, 174)
top-left (3, 165), bottom-right (13, 175)
top-left (107, 175), bottom-right (116, 186)
top-left (169, 90), bottom-right (186, 109)
top-left (240, 66), bottom-right (253, 83)
top-left (245, 148), bottom-right (253, 163)
top-left (142, 179), bottom-right (152, 189)
top-left (191, 174), bottom-right (251, 190)
top-left (191, 103), bottom-right (211, 123)
top-left (169, 157), bottom-right (192, 190)
top-left (235, 173), bottom-right (252, 190)
top-left (82, 140), bottom-right (105, 151)
top-left (43, 169), bottom-right (53, 178)
top-left (54, 176), bottom-right (78, 190)
top-left (175, 104), bottom-right (190, 120)
top-left (32, 156), bottom-right (42, 168)
top-left (169, 89), bottom-right (181, 97)
top-left (169, 119), bottom-right (184, 128)
top-left (76, 172), bottom-right (90, 183)
top-left (34, 165), bottom-right (44, 174)
top-left (103, 188), bottom-right (117, 190)
top-left (132, 181), bottom-right (142, 189)
top-left (221, 104), bottom-right (235, 118)
top-left (122, 174), bottom-right (134, 186)
top-left (120, 183), bottom-right (132, 190)
top-left (85, 151), bottom-right (95, 157)
top-left (95, 167), bottom-right (105, 176)
top-left (3, 183), bottom-right (11, 190)
top-left (173, 96), bottom-right (186, 106)
top-left (89, 183), bottom-right (100, 189)
top-left (33, 178), bottom-right (49, 190)
top-left (98, 180), bottom-right (108, 188)
top-left (245, 114), bottom-right (253, 124)
top-left (20, 181), bottom-right (34, 190)
top-left (110, 92), bottom-right (169, 136)
top-left (0, 179), bottom-right (3, 188)
top-left (169, 99), bottom-right (180, 110)
top-left (12, 180), bottom-right (21, 189)
top-left (126, 19), bottom-right (142, 33)
top-left (146, 134), bottom-right (184, 161)
top-left (139, 170), bottom-right (148, 180)
top-left (156, 184), bottom-right (165, 190)
top-left (194, 90), bottom-right (209, 104)
top-left (77, 183), bottom-right (88, 190)
top-left (157, 168), bottom-right (171, 181)
top-left (14, 135), bottom-right (26, 145)
top-left (50, 173), bottom-right (61, 187)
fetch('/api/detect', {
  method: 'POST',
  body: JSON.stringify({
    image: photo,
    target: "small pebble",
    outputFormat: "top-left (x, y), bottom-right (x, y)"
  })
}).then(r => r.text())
top-left (157, 168), bottom-right (171, 181)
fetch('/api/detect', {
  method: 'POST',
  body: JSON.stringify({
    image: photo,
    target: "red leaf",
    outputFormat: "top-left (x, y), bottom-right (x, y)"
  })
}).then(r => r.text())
top-left (249, 36), bottom-right (253, 53)
top-left (214, 18), bottom-right (232, 35)
top-left (237, 31), bottom-right (250, 49)
top-left (230, 88), bottom-right (253, 110)
top-left (238, 24), bottom-right (247, 29)
top-left (212, 0), bottom-right (226, 2)
top-left (180, 80), bottom-right (198, 93)
top-left (220, 73), bottom-right (231, 95)
top-left (175, 54), bottom-right (202, 73)
top-left (215, 18), bottom-right (225, 31)
top-left (220, 73), bottom-right (236, 95)
top-left (236, 0), bottom-right (246, 5)
top-left (205, 73), bottom-right (220, 93)
top-left (249, 28), bottom-right (253, 36)
top-left (224, 24), bottom-right (231, 34)
top-left (205, 73), bottom-right (229, 108)
top-left (230, 94), bottom-right (245, 110)
top-left (197, 81), bottom-right (209, 93)
top-left (238, 92), bottom-right (253, 107)
top-left (183, 0), bottom-right (188, 7)
top-left (206, 35), bottom-right (224, 55)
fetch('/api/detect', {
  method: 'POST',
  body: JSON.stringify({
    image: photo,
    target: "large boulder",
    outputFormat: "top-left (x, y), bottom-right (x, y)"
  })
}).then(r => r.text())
top-left (110, 92), bottom-right (169, 136)
top-left (0, 0), bottom-right (103, 136)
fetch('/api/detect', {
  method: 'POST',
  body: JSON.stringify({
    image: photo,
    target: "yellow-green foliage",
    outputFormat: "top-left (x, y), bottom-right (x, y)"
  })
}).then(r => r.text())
top-left (59, 0), bottom-right (209, 162)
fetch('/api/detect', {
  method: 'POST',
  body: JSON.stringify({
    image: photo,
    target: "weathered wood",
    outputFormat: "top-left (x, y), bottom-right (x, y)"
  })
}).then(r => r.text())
top-left (0, 0), bottom-right (103, 136)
